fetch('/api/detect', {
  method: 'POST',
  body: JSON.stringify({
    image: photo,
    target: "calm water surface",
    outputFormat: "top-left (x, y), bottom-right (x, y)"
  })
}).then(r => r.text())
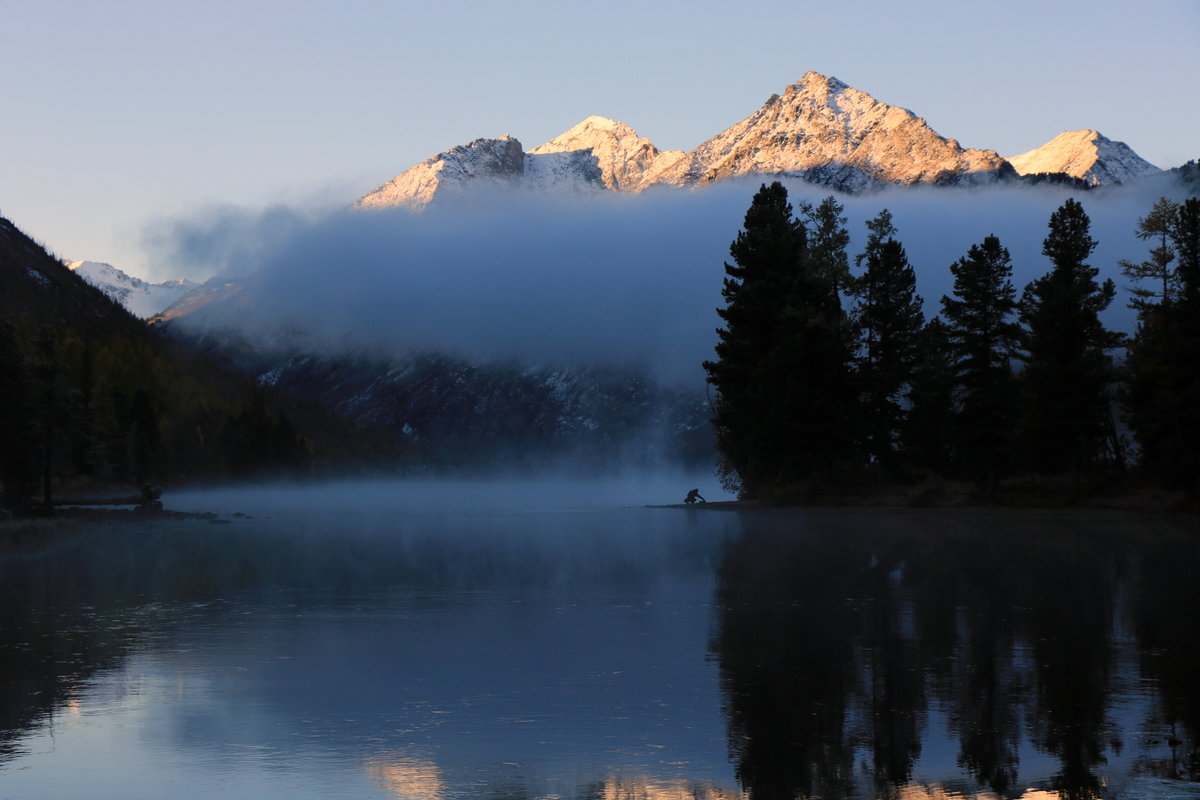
top-left (2, 481), bottom-right (1200, 800)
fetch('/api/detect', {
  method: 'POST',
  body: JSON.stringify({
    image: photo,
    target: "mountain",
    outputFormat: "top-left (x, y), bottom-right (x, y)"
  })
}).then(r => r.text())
top-left (67, 260), bottom-right (196, 319)
top-left (356, 71), bottom-right (1024, 209)
top-left (646, 71), bottom-right (1013, 192)
top-left (527, 115), bottom-right (686, 192)
top-left (149, 276), bottom-right (245, 325)
top-left (1007, 130), bottom-right (1161, 186)
top-left (356, 135), bottom-right (531, 210)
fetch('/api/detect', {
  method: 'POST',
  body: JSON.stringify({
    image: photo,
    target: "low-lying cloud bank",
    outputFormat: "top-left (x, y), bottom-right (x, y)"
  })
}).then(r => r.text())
top-left (149, 177), bottom-right (1195, 383)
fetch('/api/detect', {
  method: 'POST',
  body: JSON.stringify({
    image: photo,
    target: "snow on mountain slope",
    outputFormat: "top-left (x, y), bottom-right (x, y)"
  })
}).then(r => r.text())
top-left (355, 72), bottom-right (1171, 209)
top-left (1007, 130), bottom-right (1161, 186)
top-left (67, 260), bottom-right (196, 319)
top-left (356, 136), bottom-right (526, 210)
top-left (648, 71), bottom-right (1012, 191)
top-left (523, 149), bottom-right (606, 193)
top-left (528, 115), bottom-right (686, 192)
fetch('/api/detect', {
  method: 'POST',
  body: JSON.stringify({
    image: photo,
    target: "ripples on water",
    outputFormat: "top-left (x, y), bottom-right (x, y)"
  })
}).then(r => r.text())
top-left (1, 480), bottom-right (1199, 800)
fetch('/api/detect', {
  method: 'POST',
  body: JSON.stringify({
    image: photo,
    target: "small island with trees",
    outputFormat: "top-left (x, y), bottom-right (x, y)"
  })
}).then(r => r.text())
top-left (704, 183), bottom-right (1200, 508)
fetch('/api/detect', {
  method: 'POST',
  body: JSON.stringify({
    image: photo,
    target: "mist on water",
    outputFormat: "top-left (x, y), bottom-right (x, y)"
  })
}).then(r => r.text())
top-left (166, 473), bottom-right (734, 516)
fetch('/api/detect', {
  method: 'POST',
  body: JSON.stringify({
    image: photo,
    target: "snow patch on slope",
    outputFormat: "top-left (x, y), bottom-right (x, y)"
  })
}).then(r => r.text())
top-left (356, 136), bottom-right (526, 210)
top-left (68, 260), bottom-right (196, 319)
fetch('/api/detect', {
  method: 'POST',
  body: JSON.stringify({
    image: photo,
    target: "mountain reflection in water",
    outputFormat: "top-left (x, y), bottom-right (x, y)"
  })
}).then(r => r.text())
top-left (1, 498), bottom-right (1199, 800)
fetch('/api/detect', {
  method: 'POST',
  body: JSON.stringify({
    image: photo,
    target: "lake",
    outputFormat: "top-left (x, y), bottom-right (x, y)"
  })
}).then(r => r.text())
top-left (2, 480), bottom-right (1199, 800)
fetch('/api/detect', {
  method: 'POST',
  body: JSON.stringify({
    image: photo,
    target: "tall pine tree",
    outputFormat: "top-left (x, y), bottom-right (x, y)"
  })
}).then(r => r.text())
top-left (1119, 197), bottom-right (1180, 311)
top-left (1018, 199), bottom-right (1121, 482)
top-left (704, 183), bottom-right (855, 497)
top-left (941, 235), bottom-right (1021, 487)
top-left (903, 316), bottom-right (956, 473)
top-left (1123, 196), bottom-right (1200, 489)
top-left (0, 322), bottom-right (35, 514)
top-left (851, 211), bottom-right (925, 478)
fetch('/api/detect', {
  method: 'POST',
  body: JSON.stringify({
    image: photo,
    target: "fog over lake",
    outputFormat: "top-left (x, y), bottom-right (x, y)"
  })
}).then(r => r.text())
top-left (3, 483), bottom-right (1199, 800)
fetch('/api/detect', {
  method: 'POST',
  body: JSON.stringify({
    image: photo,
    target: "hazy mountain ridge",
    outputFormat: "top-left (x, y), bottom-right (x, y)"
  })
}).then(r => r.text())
top-left (163, 335), bottom-right (714, 470)
top-left (355, 71), bottom-right (1165, 209)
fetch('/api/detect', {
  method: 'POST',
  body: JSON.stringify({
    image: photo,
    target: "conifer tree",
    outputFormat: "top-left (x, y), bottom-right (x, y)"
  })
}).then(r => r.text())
top-left (941, 235), bottom-right (1021, 486)
top-left (704, 183), bottom-right (855, 496)
top-left (1018, 199), bottom-right (1121, 480)
top-left (1176, 196), bottom-right (1200, 304)
top-left (902, 316), bottom-right (956, 473)
top-left (0, 323), bottom-right (35, 513)
top-left (851, 212), bottom-right (925, 477)
top-left (1119, 197), bottom-right (1180, 310)
top-left (800, 196), bottom-right (852, 295)
top-left (1123, 196), bottom-right (1200, 488)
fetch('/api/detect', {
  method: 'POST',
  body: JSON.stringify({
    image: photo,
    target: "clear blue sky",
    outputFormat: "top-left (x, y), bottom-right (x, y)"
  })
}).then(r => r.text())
top-left (2, 0), bottom-right (1197, 280)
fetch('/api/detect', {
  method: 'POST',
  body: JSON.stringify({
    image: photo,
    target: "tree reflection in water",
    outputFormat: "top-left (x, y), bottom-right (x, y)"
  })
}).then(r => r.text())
top-left (711, 510), bottom-right (1200, 800)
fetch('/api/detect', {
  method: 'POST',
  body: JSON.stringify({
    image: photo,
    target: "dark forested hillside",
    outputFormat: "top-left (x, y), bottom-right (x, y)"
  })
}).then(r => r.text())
top-left (164, 334), bottom-right (713, 474)
top-left (0, 215), bottom-right (341, 514)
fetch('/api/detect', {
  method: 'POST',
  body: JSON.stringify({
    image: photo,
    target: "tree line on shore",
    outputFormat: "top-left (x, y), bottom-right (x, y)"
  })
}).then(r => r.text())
top-left (705, 183), bottom-right (1200, 501)
top-left (0, 215), bottom-right (345, 516)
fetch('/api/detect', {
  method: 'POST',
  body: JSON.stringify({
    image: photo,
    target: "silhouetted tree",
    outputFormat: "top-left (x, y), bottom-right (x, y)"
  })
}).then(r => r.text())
top-left (1120, 197), bottom-right (1180, 311)
top-left (0, 323), bottom-right (35, 514)
top-left (1018, 199), bottom-right (1121, 483)
top-left (1123, 196), bottom-right (1200, 489)
top-left (799, 195), bottom-right (852, 295)
top-left (941, 235), bottom-right (1022, 488)
top-left (704, 182), bottom-right (855, 496)
top-left (902, 316), bottom-right (956, 472)
top-left (851, 212), bottom-right (925, 478)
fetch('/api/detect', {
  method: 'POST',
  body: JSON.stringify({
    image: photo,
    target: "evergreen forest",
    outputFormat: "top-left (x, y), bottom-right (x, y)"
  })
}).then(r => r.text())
top-left (705, 183), bottom-right (1200, 503)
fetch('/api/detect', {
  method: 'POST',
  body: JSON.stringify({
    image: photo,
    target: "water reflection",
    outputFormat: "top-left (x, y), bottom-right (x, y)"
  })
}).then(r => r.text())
top-left (364, 753), bottom-right (445, 800)
top-left (0, 507), bottom-right (739, 798)
top-left (2, 504), bottom-right (1200, 799)
top-left (711, 509), bottom-right (1200, 800)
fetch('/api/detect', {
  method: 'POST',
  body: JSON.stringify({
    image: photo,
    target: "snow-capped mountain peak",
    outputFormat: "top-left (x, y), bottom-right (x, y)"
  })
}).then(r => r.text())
top-left (354, 72), bottom-right (1167, 209)
top-left (529, 116), bottom-right (685, 192)
top-left (67, 260), bottom-right (196, 319)
top-left (647, 71), bottom-right (1012, 192)
top-left (356, 135), bottom-right (527, 210)
top-left (1006, 129), bottom-right (1161, 185)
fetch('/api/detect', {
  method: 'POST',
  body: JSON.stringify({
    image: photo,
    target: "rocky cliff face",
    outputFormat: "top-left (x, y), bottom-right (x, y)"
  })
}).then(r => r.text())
top-left (1007, 129), bottom-right (1161, 186)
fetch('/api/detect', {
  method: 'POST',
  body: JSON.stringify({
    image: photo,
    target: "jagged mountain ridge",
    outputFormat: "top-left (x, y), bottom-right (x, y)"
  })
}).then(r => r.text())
top-left (67, 260), bottom-right (196, 319)
top-left (1007, 129), bottom-right (1161, 186)
top-left (355, 71), bottom-right (1163, 209)
top-left (644, 72), bottom-right (1013, 192)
